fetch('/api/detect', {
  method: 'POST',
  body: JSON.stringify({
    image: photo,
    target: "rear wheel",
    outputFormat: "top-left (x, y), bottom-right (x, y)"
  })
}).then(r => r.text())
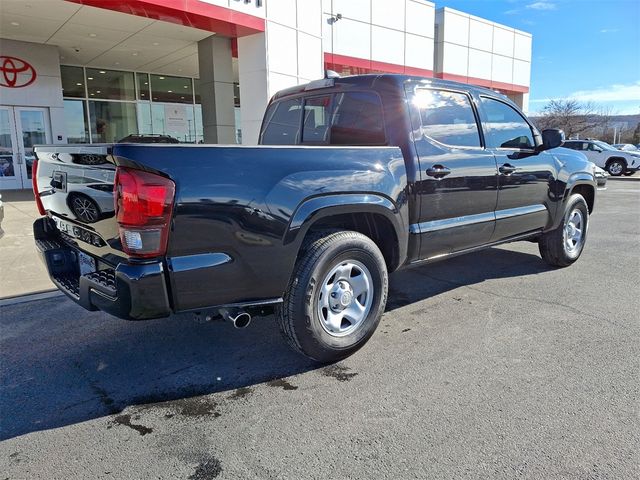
top-left (538, 194), bottom-right (589, 267)
top-left (606, 159), bottom-right (626, 176)
top-left (277, 230), bottom-right (388, 362)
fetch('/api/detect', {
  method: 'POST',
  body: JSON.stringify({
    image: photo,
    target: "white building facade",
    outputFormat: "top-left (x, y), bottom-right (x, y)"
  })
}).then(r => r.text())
top-left (0, 0), bottom-right (531, 190)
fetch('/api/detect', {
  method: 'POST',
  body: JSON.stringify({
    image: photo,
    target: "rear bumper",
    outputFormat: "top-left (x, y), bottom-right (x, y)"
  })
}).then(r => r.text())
top-left (34, 217), bottom-right (171, 320)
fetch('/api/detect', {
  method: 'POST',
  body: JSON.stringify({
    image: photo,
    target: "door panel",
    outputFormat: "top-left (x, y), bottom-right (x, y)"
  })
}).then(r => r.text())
top-left (408, 87), bottom-right (498, 260)
top-left (477, 96), bottom-right (557, 241)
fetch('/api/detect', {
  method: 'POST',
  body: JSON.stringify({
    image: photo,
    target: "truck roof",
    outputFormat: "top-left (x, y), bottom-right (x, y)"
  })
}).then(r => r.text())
top-left (271, 73), bottom-right (503, 101)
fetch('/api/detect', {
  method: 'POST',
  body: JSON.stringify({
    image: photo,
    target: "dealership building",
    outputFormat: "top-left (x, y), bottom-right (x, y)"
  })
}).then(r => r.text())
top-left (0, 0), bottom-right (532, 190)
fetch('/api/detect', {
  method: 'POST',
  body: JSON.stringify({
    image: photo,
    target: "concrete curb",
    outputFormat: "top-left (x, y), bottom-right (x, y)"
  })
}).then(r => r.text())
top-left (0, 290), bottom-right (63, 307)
top-left (607, 176), bottom-right (640, 182)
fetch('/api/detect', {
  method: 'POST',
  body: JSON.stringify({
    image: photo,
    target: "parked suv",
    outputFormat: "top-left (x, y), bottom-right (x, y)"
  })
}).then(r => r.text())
top-left (563, 139), bottom-right (639, 176)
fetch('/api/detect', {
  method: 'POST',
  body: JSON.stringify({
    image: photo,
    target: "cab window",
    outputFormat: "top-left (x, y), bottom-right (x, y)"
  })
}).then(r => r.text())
top-left (480, 97), bottom-right (535, 150)
top-left (260, 98), bottom-right (302, 145)
top-left (302, 95), bottom-right (332, 144)
top-left (330, 92), bottom-right (386, 145)
top-left (415, 89), bottom-right (481, 148)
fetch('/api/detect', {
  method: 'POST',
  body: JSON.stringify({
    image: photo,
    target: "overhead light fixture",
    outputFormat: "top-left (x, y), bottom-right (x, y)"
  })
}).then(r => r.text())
top-left (144, 82), bottom-right (148, 85)
top-left (76, 83), bottom-right (82, 86)
top-left (10, 21), bottom-right (20, 26)
top-left (115, 62), bottom-right (120, 65)
top-left (99, 71), bottom-right (106, 74)
top-left (152, 42), bottom-right (160, 46)
top-left (88, 77), bottom-right (94, 80)
top-left (183, 85), bottom-right (188, 88)
top-left (159, 76), bottom-right (165, 80)
top-left (132, 52), bottom-right (138, 56)
top-left (168, 90), bottom-right (173, 93)
top-left (90, 93), bottom-right (95, 96)
top-left (96, 90), bottom-right (101, 93)
top-left (89, 33), bottom-right (97, 38)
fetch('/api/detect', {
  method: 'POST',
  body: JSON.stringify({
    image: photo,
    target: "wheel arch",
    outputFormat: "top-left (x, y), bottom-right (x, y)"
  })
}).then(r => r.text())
top-left (285, 194), bottom-right (407, 272)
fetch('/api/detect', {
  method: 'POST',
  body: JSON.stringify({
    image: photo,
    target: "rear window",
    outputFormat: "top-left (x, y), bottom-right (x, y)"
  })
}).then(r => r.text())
top-left (331, 92), bottom-right (386, 145)
top-left (260, 91), bottom-right (386, 146)
top-left (302, 95), bottom-right (332, 143)
top-left (260, 98), bottom-right (302, 145)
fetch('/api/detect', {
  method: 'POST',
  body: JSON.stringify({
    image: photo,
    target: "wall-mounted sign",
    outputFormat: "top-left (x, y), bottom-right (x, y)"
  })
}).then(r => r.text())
top-left (0, 56), bottom-right (37, 88)
top-left (164, 104), bottom-right (188, 136)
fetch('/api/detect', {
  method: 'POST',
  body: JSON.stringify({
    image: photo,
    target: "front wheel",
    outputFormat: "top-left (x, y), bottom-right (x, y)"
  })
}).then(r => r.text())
top-left (606, 159), bottom-right (626, 176)
top-left (277, 231), bottom-right (388, 362)
top-left (538, 193), bottom-right (589, 267)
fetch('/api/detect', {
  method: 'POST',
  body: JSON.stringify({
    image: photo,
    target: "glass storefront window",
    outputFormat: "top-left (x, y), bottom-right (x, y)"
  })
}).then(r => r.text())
top-left (137, 73), bottom-right (150, 100)
top-left (86, 68), bottom-right (136, 101)
top-left (63, 100), bottom-right (89, 143)
top-left (195, 105), bottom-right (204, 144)
top-left (137, 102), bottom-right (153, 135)
top-left (151, 103), bottom-right (195, 143)
top-left (150, 74), bottom-right (193, 104)
top-left (89, 101), bottom-right (138, 143)
top-left (61, 66), bottom-right (85, 98)
top-left (194, 79), bottom-right (201, 104)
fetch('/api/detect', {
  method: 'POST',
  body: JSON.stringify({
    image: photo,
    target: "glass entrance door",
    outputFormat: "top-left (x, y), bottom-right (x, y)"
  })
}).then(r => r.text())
top-left (0, 107), bottom-right (51, 190)
top-left (0, 107), bottom-right (20, 189)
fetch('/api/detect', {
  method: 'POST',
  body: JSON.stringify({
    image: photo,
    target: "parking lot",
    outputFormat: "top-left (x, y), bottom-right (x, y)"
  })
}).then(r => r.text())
top-left (1, 180), bottom-right (638, 479)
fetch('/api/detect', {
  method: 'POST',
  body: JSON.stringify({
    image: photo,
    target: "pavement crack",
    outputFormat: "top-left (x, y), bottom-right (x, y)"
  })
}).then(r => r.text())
top-left (411, 269), bottom-right (622, 328)
top-left (72, 361), bottom-right (119, 415)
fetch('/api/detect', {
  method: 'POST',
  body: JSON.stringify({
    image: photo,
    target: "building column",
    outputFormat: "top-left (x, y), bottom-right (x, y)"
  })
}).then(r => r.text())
top-left (237, 0), bottom-right (324, 144)
top-left (197, 35), bottom-right (236, 144)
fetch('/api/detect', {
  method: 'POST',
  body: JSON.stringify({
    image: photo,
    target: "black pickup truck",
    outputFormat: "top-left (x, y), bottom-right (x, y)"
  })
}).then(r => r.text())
top-left (33, 74), bottom-right (598, 362)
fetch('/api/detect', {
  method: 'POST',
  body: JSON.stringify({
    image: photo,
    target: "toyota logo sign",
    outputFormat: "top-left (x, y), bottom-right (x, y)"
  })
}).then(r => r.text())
top-left (0, 56), bottom-right (37, 88)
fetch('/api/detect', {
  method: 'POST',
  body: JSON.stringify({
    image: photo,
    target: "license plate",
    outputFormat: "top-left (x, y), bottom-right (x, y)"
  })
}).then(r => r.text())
top-left (77, 250), bottom-right (96, 276)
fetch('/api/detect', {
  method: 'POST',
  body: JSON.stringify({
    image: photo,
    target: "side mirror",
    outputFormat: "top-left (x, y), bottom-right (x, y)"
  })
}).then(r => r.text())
top-left (540, 129), bottom-right (565, 151)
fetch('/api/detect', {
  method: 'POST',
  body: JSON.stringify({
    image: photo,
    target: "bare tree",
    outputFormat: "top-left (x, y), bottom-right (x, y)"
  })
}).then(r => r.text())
top-left (535, 99), bottom-right (606, 138)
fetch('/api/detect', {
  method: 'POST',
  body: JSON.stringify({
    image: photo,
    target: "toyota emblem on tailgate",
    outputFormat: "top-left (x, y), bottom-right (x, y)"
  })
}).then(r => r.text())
top-left (0, 56), bottom-right (37, 88)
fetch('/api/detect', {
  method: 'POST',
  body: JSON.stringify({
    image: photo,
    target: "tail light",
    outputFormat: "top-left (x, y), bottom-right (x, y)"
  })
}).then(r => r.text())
top-left (114, 167), bottom-right (175, 258)
top-left (32, 159), bottom-right (46, 215)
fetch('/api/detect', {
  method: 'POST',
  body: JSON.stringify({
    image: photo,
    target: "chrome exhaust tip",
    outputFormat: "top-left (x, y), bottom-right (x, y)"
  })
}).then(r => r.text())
top-left (219, 308), bottom-right (252, 329)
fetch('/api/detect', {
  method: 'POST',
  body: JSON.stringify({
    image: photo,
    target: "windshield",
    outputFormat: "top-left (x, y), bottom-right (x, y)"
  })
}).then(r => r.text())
top-left (594, 141), bottom-right (618, 151)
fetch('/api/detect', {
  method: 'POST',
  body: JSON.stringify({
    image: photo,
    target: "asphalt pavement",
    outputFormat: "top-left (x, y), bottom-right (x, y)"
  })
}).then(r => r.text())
top-left (1, 181), bottom-right (639, 479)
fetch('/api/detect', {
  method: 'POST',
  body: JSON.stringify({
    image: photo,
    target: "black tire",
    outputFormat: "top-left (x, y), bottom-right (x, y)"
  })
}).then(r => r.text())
top-left (538, 193), bottom-right (589, 267)
top-left (276, 230), bottom-right (388, 362)
top-left (623, 171), bottom-right (635, 176)
top-left (606, 158), bottom-right (626, 176)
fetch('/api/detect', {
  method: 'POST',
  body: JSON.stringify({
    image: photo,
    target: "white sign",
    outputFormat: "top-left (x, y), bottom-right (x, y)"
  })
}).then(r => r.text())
top-left (164, 104), bottom-right (188, 136)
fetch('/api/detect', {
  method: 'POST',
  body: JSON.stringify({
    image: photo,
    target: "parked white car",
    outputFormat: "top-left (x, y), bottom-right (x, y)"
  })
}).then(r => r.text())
top-left (612, 143), bottom-right (639, 152)
top-left (563, 139), bottom-right (640, 176)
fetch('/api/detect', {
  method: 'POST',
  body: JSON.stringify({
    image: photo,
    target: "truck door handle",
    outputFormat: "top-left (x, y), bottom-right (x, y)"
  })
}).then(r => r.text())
top-left (426, 165), bottom-right (451, 178)
top-left (499, 163), bottom-right (517, 174)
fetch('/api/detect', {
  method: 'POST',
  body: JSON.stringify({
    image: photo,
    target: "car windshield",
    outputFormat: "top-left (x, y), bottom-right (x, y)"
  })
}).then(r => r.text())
top-left (594, 141), bottom-right (618, 151)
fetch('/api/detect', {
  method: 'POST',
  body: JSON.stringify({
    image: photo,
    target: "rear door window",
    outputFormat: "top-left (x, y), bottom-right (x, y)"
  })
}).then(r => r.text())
top-left (480, 97), bottom-right (535, 150)
top-left (415, 89), bottom-right (481, 147)
top-left (260, 98), bottom-right (302, 145)
top-left (330, 92), bottom-right (386, 145)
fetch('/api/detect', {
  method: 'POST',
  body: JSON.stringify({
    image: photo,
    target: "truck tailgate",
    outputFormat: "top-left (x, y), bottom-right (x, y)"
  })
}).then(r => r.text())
top-left (33, 144), bottom-right (125, 263)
